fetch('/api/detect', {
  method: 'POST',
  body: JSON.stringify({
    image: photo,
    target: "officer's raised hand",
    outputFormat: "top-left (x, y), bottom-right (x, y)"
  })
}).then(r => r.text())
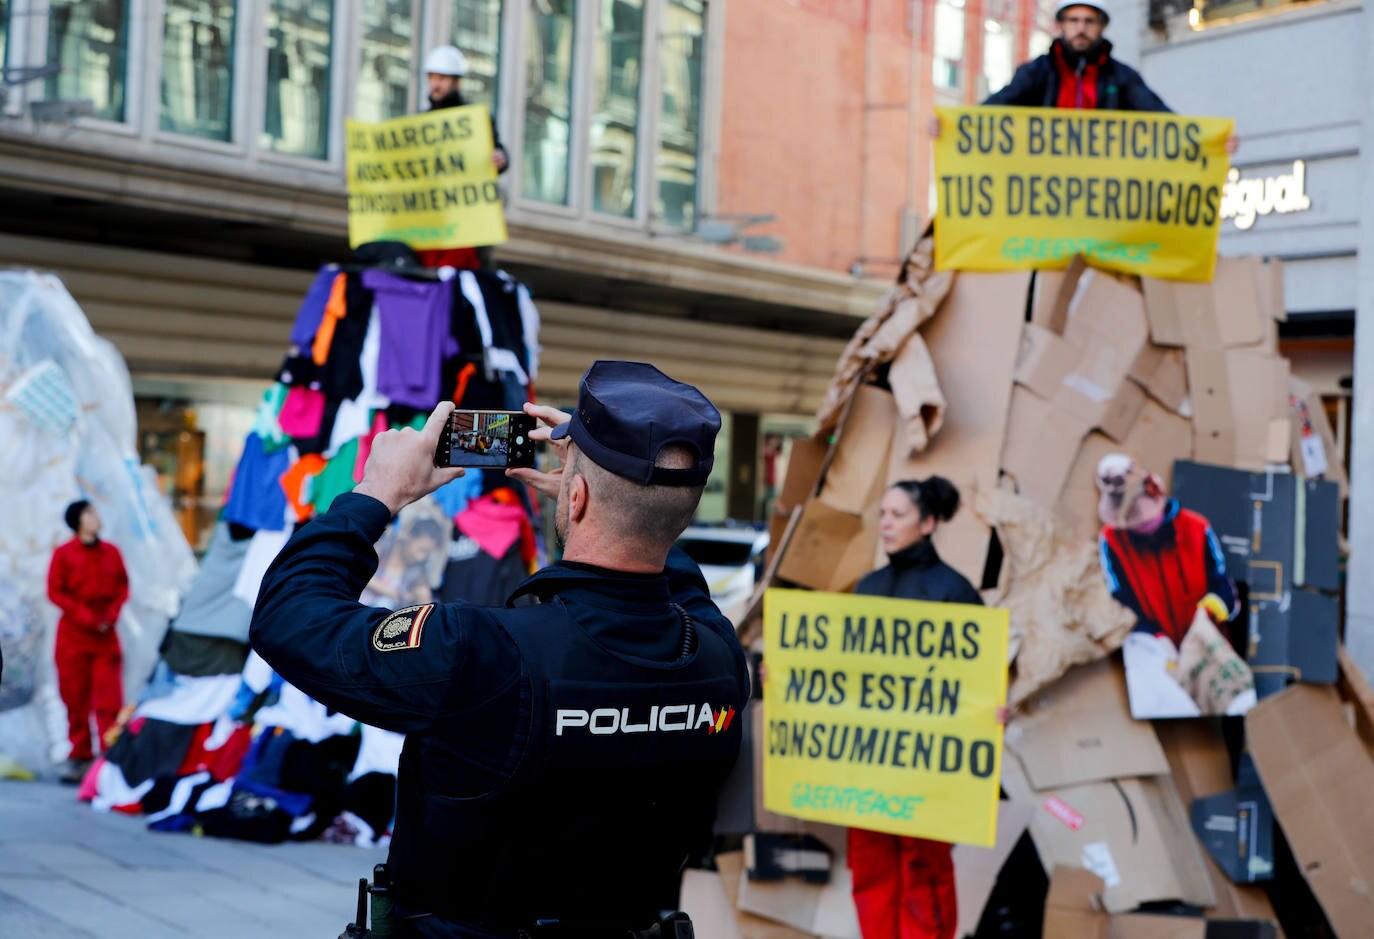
top-left (355, 403), bottom-right (465, 515)
top-left (505, 401), bottom-right (570, 501)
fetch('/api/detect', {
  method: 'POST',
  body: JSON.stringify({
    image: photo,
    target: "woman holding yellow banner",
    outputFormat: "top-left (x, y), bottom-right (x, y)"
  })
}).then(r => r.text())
top-left (848, 476), bottom-right (981, 939)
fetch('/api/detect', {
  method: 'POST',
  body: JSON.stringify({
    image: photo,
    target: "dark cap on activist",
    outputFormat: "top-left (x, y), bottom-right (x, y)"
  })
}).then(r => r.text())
top-left (550, 361), bottom-right (721, 486)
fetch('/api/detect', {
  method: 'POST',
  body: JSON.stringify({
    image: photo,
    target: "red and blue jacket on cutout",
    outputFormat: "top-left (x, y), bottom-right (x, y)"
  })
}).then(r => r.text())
top-left (1099, 499), bottom-right (1236, 646)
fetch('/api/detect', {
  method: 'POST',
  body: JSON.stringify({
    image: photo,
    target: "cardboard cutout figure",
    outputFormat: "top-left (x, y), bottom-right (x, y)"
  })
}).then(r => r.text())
top-left (1095, 454), bottom-right (1255, 717)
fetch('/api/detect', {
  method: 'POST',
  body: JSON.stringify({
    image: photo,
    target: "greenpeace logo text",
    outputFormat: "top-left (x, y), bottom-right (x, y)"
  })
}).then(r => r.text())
top-left (555, 703), bottom-right (736, 736)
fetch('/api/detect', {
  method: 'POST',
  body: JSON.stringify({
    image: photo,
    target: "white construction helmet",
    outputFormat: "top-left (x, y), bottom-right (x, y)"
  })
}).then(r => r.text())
top-left (1056, 0), bottom-right (1110, 23)
top-left (423, 45), bottom-right (468, 77)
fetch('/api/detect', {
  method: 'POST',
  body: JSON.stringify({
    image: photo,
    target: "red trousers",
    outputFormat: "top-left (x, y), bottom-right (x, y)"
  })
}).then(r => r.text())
top-left (54, 621), bottom-right (123, 761)
top-left (848, 828), bottom-right (957, 939)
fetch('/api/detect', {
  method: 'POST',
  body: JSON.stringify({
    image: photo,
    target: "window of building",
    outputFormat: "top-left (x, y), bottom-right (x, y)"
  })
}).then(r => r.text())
top-left (981, 18), bottom-right (1015, 98)
top-left (160, 0), bottom-right (236, 140)
top-left (262, 0), bottom-right (334, 159)
top-left (1, 1), bottom-right (9, 73)
top-left (357, 0), bottom-right (413, 122)
top-left (522, 0), bottom-right (577, 205)
top-left (932, 0), bottom-right (966, 91)
top-left (590, 0), bottom-right (643, 217)
top-left (655, 0), bottom-right (703, 230)
top-left (451, 0), bottom-right (503, 112)
top-left (45, 0), bottom-right (129, 122)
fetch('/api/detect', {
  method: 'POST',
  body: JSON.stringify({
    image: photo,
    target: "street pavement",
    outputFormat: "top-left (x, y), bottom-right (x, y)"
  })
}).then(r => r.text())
top-left (0, 778), bottom-right (386, 937)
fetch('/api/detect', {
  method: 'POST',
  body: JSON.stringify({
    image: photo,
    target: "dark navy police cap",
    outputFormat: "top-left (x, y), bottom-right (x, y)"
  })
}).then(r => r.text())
top-left (550, 361), bottom-right (721, 486)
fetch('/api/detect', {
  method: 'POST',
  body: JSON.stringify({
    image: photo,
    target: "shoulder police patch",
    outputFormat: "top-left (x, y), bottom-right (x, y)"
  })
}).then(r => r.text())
top-left (371, 604), bottom-right (434, 653)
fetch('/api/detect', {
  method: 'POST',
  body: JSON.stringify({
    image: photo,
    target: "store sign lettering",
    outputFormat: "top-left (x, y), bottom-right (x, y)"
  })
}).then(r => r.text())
top-left (1221, 160), bottom-right (1312, 231)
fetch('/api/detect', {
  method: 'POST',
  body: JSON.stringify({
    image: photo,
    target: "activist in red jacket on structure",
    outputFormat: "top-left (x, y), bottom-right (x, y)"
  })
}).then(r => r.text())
top-left (848, 478), bottom-right (986, 939)
top-left (47, 500), bottom-right (128, 780)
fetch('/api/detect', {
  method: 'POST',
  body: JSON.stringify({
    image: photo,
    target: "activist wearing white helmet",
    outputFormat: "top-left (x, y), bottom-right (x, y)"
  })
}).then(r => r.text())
top-left (423, 44), bottom-right (468, 77)
top-left (1055, 0), bottom-right (1110, 24)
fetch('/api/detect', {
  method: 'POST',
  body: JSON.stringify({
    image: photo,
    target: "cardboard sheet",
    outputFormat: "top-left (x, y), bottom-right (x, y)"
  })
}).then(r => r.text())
top-left (819, 385), bottom-right (898, 515)
top-left (1005, 657), bottom-right (1169, 789)
top-left (1247, 685), bottom-right (1374, 939)
top-left (1154, 721), bottom-right (1285, 927)
top-left (887, 271), bottom-right (1031, 585)
top-left (1000, 387), bottom-right (1093, 507)
top-left (734, 832), bottom-right (860, 939)
top-left (714, 853), bottom-right (816, 939)
top-left (1003, 754), bottom-right (1216, 913)
top-left (954, 801), bottom-right (1036, 938)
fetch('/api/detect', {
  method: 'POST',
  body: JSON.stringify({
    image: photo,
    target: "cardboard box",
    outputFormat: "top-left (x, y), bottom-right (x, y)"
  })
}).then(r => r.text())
top-left (1001, 388), bottom-right (1093, 507)
top-left (1142, 258), bottom-right (1266, 350)
top-left (887, 271), bottom-right (1031, 584)
top-left (1247, 684), bottom-right (1374, 939)
top-left (820, 384), bottom-right (897, 515)
top-left (1190, 755), bottom-right (1275, 885)
top-left (775, 497), bottom-right (874, 594)
top-left (1155, 721), bottom-right (1286, 927)
top-left (1003, 754), bottom-right (1216, 912)
top-left (1006, 658), bottom-right (1169, 789)
top-left (1129, 344), bottom-right (1189, 415)
top-left (1289, 374), bottom-right (1348, 497)
top-left (1043, 868), bottom-right (1274, 939)
top-left (1016, 322), bottom-right (1081, 400)
top-left (777, 437), bottom-right (828, 515)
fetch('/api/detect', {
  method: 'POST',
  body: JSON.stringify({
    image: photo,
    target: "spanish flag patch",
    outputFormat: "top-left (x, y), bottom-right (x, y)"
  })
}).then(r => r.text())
top-left (371, 604), bottom-right (434, 653)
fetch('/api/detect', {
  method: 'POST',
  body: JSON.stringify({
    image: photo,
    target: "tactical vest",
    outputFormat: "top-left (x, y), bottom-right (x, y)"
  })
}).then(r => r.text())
top-left (387, 583), bottom-right (746, 934)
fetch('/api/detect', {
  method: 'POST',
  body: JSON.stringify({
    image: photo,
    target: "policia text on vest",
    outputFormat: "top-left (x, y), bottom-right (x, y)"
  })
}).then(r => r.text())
top-left (762, 589), bottom-right (1009, 846)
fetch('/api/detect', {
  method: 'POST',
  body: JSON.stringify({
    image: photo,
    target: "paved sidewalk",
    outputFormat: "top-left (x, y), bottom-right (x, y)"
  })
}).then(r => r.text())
top-left (0, 779), bottom-right (385, 937)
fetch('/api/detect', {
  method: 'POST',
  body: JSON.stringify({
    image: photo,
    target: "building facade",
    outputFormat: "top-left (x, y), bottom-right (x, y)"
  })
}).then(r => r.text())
top-left (0, 0), bottom-right (1053, 545)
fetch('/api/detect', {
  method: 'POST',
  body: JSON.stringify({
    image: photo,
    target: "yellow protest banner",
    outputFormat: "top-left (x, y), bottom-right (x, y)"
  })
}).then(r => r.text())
top-left (345, 105), bottom-right (507, 250)
top-left (763, 588), bottom-right (1009, 847)
top-left (933, 106), bottom-right (1234, 282)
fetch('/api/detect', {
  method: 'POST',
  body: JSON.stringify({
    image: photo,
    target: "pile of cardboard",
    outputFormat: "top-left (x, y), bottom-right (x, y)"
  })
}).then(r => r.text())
top-left (713, 234), bottom-right (1366, 938)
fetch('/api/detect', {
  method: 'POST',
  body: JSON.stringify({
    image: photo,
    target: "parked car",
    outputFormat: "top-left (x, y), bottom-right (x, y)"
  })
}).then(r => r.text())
top-left (675, 523), bottom-right (769, 626)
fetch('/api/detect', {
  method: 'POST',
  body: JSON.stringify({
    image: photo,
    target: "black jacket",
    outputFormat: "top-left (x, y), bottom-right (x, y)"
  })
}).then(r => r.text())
top-left (853, 539), bottom-right (982, 606)
top-left (250, 493), bottom-right (748, 937)
top-left (983, 38), bottom-right (1170, 113)
top-left (431, 89), bottom-right (510, 174)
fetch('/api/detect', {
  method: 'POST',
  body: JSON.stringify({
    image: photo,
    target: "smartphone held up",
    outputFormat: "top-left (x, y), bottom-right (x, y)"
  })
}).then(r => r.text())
top-left (433, 409), bottom-right (537, 469)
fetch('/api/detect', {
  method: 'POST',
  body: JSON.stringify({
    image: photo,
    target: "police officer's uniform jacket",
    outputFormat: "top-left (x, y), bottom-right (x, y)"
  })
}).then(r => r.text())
top-left (250, 491), bottom-right (749, 937)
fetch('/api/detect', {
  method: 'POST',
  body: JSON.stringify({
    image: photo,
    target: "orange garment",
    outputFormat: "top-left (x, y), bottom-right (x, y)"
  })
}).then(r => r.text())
top-left (280, 454), bottom-right (328, 521)
top-left (311, 274), bottom-right (349, 366)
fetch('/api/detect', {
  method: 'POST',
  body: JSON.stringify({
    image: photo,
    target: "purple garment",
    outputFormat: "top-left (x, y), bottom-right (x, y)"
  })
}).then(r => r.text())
top-left (362, 270), bottom-right (458, 409)
top-left (289, 268), bottom-right (338, 348)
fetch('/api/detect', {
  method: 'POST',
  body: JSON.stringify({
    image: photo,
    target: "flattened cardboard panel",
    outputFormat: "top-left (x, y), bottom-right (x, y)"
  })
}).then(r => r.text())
top-left (1004, 755), bottom-right (1217, 913)
top-left (888, 271), bottom-right (1031, 583)
top-left (1211, 257), bottom-right (1267, 349)
top-left (1224, 351), bottom-right (1289, 472)
top-left (1098, 379), bottom-right (1148, 443)
top-left (735, 848), bottom-right (861, 939)
top-left (1001, 388), bottom-right (1092, 507)
top-left (1007, 657), bottom-right (1169, 789)
top-left (1043, 867), bottom-right (1110, 939)
top-left (821, 384), bottom-right (898, 515)
top-left (1186, 347), bottom-right (1236, 466)
top-left (680, 868), bottom-right (746, 939)
top-left (715, 852), bottom-right (817, 939)
top-left (779, 437), bottom-right (828, 513)
top-left (1289, 375), bottom-right (1348, 497)
top-left (776, 498), bottom-right (872, 593)
top-left (1247, 685), bottom-right (1374, 939)
top-left (1129, 345), bottom-right (1188, 414)
top-left (954, 802), bottom-right (1036, 939)
top-left (1016, 322), bottom-right (1080, 400)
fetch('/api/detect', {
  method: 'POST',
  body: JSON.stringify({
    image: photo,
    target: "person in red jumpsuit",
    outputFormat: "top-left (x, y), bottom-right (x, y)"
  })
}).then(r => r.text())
top-left (849, 477), bottom-right (1004, 939)
top-left (47, 500), bottom-right (127, 784)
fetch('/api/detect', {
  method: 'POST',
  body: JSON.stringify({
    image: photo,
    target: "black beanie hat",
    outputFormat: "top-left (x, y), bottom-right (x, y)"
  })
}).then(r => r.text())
top-left (64, 500), bottom-right (91, 533)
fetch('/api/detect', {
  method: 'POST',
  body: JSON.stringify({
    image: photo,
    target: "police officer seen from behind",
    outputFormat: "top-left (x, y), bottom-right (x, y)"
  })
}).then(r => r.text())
top-left (251, 361), bottom-right (749, 938)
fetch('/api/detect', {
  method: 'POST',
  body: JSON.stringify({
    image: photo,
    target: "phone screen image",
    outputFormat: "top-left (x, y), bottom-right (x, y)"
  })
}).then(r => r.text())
top-left (436, 410), bottom-right (536, 469)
